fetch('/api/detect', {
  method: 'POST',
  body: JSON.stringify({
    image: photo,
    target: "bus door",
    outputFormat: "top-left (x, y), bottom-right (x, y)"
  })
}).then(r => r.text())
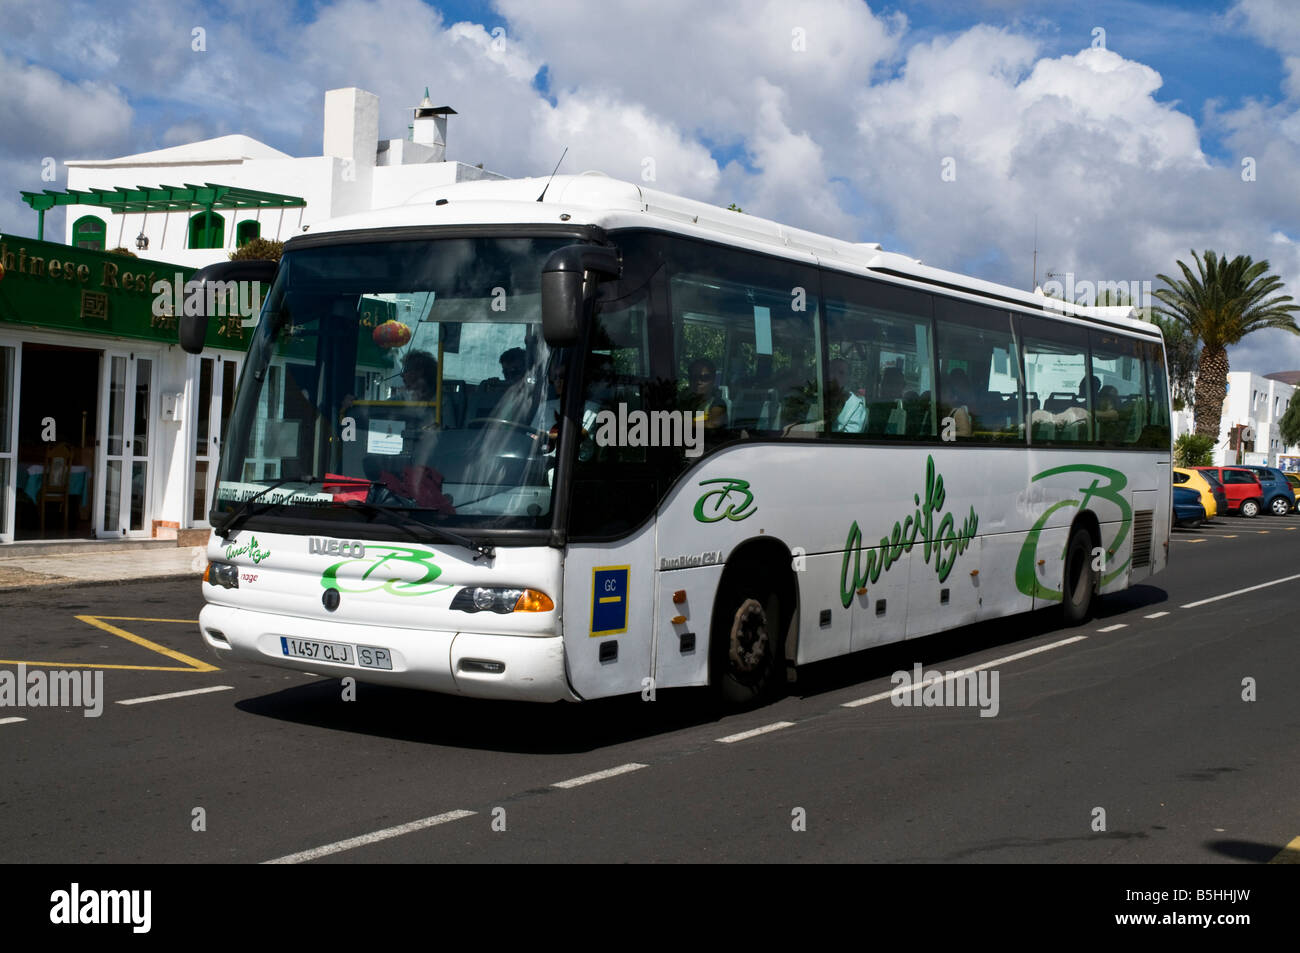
top-left (559, 276), bottom-right (662, 701)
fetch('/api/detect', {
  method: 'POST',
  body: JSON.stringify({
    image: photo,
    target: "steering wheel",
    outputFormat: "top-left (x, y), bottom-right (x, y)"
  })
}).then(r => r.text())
top-left (466, 417), bottom-right (548, 438)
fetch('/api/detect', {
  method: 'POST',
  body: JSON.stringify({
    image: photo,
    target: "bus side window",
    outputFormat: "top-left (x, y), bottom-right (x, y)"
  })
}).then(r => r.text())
top-left (669, 249), bottom-right (822, 440)
top-left (935, 299), bottom-right (1022, 443)
top-left (821, 272), bottom-right (936, 440)
top-left (1019, 315), bottom-right (1090, 445)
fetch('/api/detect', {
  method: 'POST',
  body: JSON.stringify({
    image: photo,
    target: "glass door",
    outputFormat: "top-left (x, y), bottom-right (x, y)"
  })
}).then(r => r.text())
top-left (96, 350), bottom-right (157, 538)
top-left (190, 354), bottom-right (242, 526)
top-left (0, 343), bottom-right (18, 543)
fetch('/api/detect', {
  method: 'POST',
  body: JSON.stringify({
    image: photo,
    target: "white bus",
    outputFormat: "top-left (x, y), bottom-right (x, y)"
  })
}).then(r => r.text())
top-left (185, 173), bottom-right (1171, 706)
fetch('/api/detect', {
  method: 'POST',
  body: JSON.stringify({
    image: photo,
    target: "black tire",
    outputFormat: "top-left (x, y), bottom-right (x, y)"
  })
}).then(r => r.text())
top-left (1270, 496), bottom-right (1290, 516)
top-left (1240, 498), bottom-right (1260, 518)
top-left (1061, 525), bottom-right (1096, 626)
top-left (712, 582), bottom-right (784, 708)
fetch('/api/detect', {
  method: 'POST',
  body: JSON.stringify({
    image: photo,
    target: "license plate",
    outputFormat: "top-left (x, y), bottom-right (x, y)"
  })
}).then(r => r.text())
top-left (281, 637), bottom-right (353, 664)
top-left (279, 637), bottom-right (393, 670)
top-left (356, 645), bottom-right (393, 670)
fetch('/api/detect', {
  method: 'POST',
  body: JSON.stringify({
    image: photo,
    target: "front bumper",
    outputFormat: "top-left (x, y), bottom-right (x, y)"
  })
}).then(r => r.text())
top-left (199, 604), bottom-right (578, 702)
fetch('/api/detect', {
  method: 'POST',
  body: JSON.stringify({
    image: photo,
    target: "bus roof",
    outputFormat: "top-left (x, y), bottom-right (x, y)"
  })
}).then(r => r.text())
top-left (301, 172), bottom-right (1160, 338)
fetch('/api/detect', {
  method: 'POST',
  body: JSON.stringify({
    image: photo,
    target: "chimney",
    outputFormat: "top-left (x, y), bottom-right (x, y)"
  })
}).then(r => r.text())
top-left (411, 87), bottom-right (456, 162)
top-left (323, 87), bottom-right (379, 165)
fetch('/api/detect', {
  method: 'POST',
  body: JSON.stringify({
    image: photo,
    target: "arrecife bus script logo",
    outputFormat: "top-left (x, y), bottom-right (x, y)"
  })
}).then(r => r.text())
top-left (1014, 465), bottom-right (1132, 600)
top-left (320, 545), bottom-right (453, 597)
top-left (225, 535), bottom-right (271, 564)
top-left (840, 456), bottom-right (979, 608)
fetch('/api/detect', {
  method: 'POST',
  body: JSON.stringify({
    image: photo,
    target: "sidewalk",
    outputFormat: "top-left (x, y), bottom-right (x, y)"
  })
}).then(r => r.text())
top-left (0, 545), bottom-right (206, 592)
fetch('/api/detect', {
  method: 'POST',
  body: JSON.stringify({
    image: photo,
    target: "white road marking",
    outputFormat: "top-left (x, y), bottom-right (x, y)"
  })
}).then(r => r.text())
top-left (841, 635), bottom-right (1088, 708)
top-left (1144, 611), bottom-right (1169, 619)
top-left (116, 685), bottom-right (234, 706)
top-left (552, 763), bottom-right (647, 789)
top-left (0, 717), bottom-right (26, 726)
top-left (1181, 572), bottom-right (1300, 609)
top-left (263, 809), bottom-right (476, 864)
top-left (716, 721), bottom-right (796, 744)
top-left (1097, 623), bottom-right (1127, 632)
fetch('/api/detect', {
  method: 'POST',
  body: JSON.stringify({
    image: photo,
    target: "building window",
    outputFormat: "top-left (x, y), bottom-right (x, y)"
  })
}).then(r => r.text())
top-left (236, 220), bottom-right (261, 247)
top-left (73, 215), bottom-right (106, 250)
top-left (187, 211), bottom-right (226, 249)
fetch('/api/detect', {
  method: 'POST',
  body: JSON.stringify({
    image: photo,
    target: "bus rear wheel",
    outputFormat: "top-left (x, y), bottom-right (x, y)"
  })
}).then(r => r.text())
top-left (1062, 526), bottom-right (1096, 626)
top-left (713, 585), bottom-right (783, 708)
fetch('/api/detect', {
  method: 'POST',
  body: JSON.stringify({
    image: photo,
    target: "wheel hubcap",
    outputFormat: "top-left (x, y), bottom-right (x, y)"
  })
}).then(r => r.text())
top-left (730, 598), bottom-right (769, 675)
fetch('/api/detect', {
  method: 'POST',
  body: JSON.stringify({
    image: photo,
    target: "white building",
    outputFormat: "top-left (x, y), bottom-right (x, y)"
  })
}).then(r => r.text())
top-left (1173, 370), bottom-right (1299, 466)
top-left (61, 87), bottom-right (504, 268)
top-left (1, 88), bottom-right (507, 546)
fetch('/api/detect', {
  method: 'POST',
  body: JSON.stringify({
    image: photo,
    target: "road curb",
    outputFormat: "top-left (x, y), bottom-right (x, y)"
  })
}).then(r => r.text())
top-left (0, 571), bottom-right (202, 597)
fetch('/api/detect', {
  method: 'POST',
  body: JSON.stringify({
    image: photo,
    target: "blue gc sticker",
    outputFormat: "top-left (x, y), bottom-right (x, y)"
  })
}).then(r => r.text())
top-left (590, 566), bottom-right (630, 637)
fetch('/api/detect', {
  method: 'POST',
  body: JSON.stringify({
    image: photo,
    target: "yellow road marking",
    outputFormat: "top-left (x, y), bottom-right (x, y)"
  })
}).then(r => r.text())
top-left (1, 616), bottom-right (216, 673)
top-left (0, 659), bottom-right (204, 672)
top-left (1268, 835), bottom-right (1300, 864)
top-left (74, 615), bottom-right (217, 672)
top-left (1186, 538), bottom-right (1206, 543)
top-left (1223, 535), bottom-right (1237, 538)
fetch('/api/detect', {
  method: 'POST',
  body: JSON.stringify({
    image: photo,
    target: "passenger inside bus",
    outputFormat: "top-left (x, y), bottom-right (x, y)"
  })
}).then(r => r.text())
top-left (684, 357), bottom-right (729, 432)
top-left (942, 367), bottom-right (974, 437)
top-left (827, 358), bottom-right (866, 433)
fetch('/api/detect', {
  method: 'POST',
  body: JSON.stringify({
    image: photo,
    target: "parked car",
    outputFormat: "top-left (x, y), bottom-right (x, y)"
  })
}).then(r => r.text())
top-left (1173, 486), bottom-right (1207, 528)
top-left (1172, 467), bottom-right (1219, 519)
top-left (1187, 466), bottom-right (1230, 519)
top-left (1237, 465), bottom-right (1298, 514)
top-left (1284, 471), bottom-right (1300, 492)
top-left (1192, 466), bottom-right (1265, 517)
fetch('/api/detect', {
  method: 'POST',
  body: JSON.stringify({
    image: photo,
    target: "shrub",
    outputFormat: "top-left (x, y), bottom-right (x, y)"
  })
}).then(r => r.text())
top-left (1174, 432), bottom-right (1215, 467)
top-left (229, 237), bottom-right (284, 261)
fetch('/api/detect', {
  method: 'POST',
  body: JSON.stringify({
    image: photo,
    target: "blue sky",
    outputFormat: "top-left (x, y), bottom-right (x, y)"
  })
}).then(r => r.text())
top-left (2, 0), bottom-right (1299, 371)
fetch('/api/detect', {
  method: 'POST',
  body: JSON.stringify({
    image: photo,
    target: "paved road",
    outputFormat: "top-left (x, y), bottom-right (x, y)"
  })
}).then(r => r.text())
top-left (1, 514), bottom-right (1298, 864)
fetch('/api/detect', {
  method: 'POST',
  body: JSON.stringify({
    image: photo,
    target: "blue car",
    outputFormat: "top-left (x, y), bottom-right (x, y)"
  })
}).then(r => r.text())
top-left (1173, 485), bottom-right (1207, 528)
top-left (1237, 465), bottom-right (1297, 516)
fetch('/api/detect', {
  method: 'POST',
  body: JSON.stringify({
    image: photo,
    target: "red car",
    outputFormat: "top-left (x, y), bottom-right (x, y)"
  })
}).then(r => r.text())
top-left (1192, 466), bottom-right (1265, 517)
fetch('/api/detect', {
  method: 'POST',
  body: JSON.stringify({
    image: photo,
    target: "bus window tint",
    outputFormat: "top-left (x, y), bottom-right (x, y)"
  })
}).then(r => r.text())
top-left (1089, 331), bottom-right (1144, 445)
top-left (1140, 339), bottom-right (1172, 448)
top-left (569, 290), bottom-right (668, 537)
top-left (1019, 316), bottom-right (1092, 444)
top-left (822, 273), bottom-right (936, 439)
top-left (934, 299), bottom-right (1023, 442)
top-left (669, 245), bottom-right (821, 440)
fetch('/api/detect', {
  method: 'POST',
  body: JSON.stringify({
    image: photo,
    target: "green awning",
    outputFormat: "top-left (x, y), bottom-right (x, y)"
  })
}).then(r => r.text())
top-left (20, 182), bottom-right (306, 214)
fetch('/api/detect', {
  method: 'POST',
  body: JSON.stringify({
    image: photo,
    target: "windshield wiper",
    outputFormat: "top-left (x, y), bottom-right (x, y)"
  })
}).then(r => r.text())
top-left (342, 499), bottom-right (496, 561)
top-left (215, 475), bottom-right (323, 540)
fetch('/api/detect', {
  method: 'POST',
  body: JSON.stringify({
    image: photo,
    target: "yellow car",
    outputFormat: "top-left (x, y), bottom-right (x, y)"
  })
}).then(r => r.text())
top-left (1173, 467), bottom-right (1218, 519)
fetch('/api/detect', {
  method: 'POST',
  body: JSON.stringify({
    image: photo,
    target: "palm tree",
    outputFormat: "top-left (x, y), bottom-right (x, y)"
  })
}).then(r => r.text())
top-left (1153, 250), bottom-right (1300, 438)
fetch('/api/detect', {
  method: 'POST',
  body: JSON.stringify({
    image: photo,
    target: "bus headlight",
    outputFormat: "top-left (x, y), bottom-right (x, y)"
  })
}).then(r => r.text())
top-left (450, 587), bottom-right (554, 613)
top-left (205, 561), bottom-right (240, 589)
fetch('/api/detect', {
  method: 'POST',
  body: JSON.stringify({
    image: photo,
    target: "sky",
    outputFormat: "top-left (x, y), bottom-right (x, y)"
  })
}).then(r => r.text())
top-left (1, 0), bottom-right (1299, 373)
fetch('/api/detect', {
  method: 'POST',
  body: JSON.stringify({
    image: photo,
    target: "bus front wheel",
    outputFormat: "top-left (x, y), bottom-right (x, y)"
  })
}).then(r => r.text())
top-left (713, 585), bottom-right (783, 708)
top-left (1062, 526), bottom-right (1096, 626)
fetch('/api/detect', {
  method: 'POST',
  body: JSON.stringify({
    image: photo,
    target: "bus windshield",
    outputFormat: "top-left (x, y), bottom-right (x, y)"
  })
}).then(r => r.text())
top-left (214, 235), bottom-right (577, 534)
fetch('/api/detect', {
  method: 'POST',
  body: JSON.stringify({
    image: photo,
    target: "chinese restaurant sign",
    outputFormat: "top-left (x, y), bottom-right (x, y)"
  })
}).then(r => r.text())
top-left (0, 235), bottom-right (249, 350)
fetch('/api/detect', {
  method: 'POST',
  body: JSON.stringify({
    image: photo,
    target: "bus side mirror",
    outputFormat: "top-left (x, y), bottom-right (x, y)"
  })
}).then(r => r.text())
top-left (540, 245), bottom-right (620, 346)
top-left (180, 259), bottom-right (279, 354)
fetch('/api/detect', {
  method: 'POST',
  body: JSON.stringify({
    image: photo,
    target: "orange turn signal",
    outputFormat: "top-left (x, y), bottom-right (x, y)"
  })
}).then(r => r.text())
top-left (514, 589), bottom-right (555, 612)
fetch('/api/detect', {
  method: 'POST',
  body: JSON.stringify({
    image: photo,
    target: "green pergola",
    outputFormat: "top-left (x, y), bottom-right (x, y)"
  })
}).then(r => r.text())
top-left (20, 182), bottom-right (307, 244)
